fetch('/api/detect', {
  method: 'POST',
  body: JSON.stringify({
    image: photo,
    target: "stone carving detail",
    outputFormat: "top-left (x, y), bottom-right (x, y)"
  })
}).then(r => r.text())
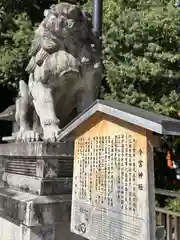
top-left (3, 0), bottom-right (101, 142)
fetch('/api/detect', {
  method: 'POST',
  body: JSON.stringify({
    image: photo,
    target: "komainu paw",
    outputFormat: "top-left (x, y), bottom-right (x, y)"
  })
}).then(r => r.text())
top-left (43, 125), bottom-right (62, 142)
top-left (15, 130), bottom-right (41, 142)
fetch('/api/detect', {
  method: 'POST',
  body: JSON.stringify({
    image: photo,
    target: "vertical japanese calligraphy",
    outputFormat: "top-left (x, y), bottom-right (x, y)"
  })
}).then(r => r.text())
top-left (71, 125), bottom-right (150, 240)
top-left (75, 134), bottom-right (138, 213)
top-left (137, 149), bottom-right (144, 191)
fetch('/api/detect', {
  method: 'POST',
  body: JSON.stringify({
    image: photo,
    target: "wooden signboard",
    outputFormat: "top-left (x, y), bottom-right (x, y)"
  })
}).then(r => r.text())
top-left (71, 116), bottom-right (155, 240)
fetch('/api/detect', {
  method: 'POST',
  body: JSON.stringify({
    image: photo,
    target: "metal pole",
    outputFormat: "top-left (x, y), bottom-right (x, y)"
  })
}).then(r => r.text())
top-left (92, 0), bottom-right (103, 53)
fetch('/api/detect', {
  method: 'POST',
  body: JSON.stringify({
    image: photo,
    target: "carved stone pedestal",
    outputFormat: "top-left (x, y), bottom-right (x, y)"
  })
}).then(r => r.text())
top-left (0, 142), bottom-right (83, 240)
top-left (2, 142), bottom-right (74, 195)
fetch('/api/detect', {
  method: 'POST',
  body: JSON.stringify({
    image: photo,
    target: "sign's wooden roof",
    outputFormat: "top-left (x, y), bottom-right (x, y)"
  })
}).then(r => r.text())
top-left (59, 99), bottom-right (180, 139)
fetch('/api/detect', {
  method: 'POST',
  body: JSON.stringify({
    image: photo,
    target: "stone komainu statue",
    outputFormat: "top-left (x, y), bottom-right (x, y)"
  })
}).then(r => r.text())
top-left (14, 1), bottom-right (101, 142)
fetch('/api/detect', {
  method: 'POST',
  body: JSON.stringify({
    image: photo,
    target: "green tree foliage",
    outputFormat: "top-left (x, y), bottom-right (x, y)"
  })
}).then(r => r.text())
top-left (0, 0), bottom-right (56, 91)
top-left (0, 12), bottom-right (34, 89)
top-left (165, 195), bottom-right (180, 212)
top-left (1, 0), bottom-right (180, 118)
top-left (86, 0), bottom-right (180, 117)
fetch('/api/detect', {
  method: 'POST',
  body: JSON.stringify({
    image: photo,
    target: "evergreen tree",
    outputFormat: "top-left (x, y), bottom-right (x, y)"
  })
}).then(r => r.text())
top-left (0, 0), bottom-right (56, 91)
top-left (86, 0), bottom-right (180, 117)
top-left (1, 0), bottom-right (180, 118)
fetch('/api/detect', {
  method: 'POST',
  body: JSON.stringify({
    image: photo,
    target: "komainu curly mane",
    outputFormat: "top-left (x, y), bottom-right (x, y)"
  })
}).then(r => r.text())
top-left (14, 2), bottom-right (102, 142)
top-left (26, 2), bottom-right (99, 75)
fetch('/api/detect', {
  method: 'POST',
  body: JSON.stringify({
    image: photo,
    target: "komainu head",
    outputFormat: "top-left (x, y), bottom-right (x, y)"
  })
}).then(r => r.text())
top-left (26, 1), bottom-right (99, 74)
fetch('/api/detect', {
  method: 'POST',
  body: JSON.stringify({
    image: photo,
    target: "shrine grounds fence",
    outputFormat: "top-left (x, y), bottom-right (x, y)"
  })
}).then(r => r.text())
top-left (156, 188), bottom-right (180, 240)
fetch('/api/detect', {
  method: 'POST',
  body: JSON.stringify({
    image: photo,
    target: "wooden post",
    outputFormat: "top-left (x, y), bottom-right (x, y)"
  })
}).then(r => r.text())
top-left (147, 131), bottom-right (156, 240)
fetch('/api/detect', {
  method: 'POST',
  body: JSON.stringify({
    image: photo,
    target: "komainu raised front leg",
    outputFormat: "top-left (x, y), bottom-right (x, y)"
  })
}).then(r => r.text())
top-left (31, 81), bottom-right (61, 142)
top-left (15, 80), bottom-right (40, 142)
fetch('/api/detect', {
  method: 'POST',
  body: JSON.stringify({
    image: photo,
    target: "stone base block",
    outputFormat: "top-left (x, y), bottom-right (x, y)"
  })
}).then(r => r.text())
top-left (0, 187), bottom-right (71, 226)
top-left (21, 224), bottom-right (55, 240)
top-left (3, 173), bottom-right (72, 195)
top-left (0, 216), bottom-right (20, 240)
top-left (0, 217), bottom-right (84, 240)
top-left (21, 223), bottom-right (84, 240)
top-left (0, 187), bottom-right (84, 240)
top-left (0, 142), bottom-right (74, 195)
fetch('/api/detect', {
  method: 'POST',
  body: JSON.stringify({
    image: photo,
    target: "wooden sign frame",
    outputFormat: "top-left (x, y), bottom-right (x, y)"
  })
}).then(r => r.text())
top-left (71, 116), bottom-right (155, 240)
